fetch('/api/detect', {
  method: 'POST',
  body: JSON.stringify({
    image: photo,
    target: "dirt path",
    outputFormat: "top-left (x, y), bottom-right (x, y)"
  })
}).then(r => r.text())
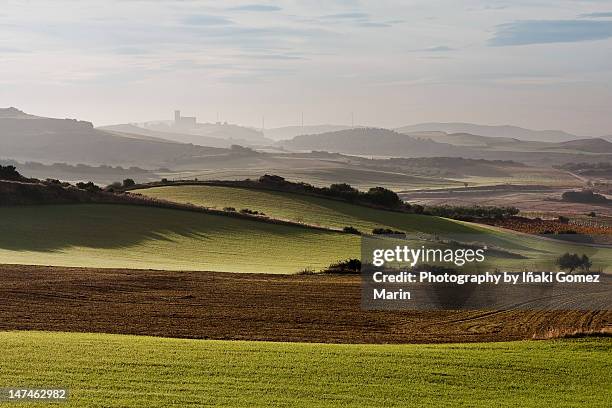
top-left (0, 264), bottom-right (608, 344)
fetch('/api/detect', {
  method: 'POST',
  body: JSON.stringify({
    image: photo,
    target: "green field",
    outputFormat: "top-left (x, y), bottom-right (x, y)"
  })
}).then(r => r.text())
top-left (0, 204), bottom-right (357, 273)
top-left (0, 331), bottom-right (609, 407)
top-left (138, 185), bottom-right (612, 270)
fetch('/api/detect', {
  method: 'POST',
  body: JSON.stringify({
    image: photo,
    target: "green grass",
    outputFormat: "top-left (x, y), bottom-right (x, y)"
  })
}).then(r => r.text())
top-left (0, 331), bottom-right (609, 407)
top-left (138, 185), bottom-right (612, 270)
top-left (0, 204), bottom-right (358, 273)
top-left (138, 185), bottom-right (492, 234)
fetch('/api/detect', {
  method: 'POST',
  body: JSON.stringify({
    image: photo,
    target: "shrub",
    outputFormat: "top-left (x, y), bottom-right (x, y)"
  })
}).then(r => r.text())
top-left (223, 206), bottom-right (236, 212)
top-left (555, 253), bottom-right (591, 273)
top-left (259, 174), bottom-right (286, 185)
top-left (123, 178), bottom-right (136, 188)
top-left (342, 226), bottom-right (361, 235)
top-left (0, 165), bottom-right (24, 181)
top-left (366, 186), bottom-right (401, 208)
top-left (372, 227), bottom-right (405, 236)
top-left (240, 208), bottom-right (264, 215)
top-left (75, 181), bottom-right (101, 192)
top-left (324, 259), bottom-right (361, 274)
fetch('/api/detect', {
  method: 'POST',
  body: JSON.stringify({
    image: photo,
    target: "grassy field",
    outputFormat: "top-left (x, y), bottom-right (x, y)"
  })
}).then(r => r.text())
top-left (0, 331), bottom-right (609, 407)
top-left (139, 185), bottom-right (612, 271)
top-left (0, 204), bottom-right (358, 273)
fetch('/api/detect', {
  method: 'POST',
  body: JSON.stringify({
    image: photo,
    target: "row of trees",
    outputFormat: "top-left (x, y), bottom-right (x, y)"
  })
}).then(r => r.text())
top-left (257, 175), bottom-right (403, 209)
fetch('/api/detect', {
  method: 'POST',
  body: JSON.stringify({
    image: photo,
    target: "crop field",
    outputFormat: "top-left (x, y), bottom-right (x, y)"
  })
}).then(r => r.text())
top-left (138, 185), bottom-right (612, 271)
top-left (0, 331), bottom-right (610, 407)
top-left (0, 204), bottom-right (358, 273)
top-left (1, 265), bottom-right (608, 343)
top-left (400, 186), bottom-right (612, 218)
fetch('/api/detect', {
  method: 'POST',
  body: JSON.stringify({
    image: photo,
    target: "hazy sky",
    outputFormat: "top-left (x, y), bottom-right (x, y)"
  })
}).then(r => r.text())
top-left (1, 0), bottom-right (611, 135)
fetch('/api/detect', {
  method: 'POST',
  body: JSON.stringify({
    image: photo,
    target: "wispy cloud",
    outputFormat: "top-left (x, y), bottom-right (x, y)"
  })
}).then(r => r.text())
top-left (422, 46), bottom-right (454, 52)
top-left (580, 12), bottom-right (612, 19)
top-left (229, 4), bottom-right (281, 12)
top-left (489, 20), bottom-right (612, 46)
top-left (182, 14), bottom-right (233, 26)
top-left (320, 12), bottom-right (369, 20)
top-left (317, 11), bottom-right (397, 28)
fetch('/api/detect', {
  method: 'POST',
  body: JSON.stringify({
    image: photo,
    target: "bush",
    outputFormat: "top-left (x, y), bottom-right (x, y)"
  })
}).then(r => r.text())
top-left (372, 227), bottom-right (406, 236)
top-left (223, 207), bottom-right (236, 212)
top-left (123, 178), bottom-right (136, 188)
top-left (342, 226), bottom-right (361, 235)
top-left (0, 165), bottom-right (24, 181)
top-left (324, 259), bottom-right (361, 274)
top-left (240, 208), bottom-right (264, 216)
top-left (75, 181), bottom-right (101, 192)
top-left (366, 187), bottom-right (401, 208)
top-left (555, 253), bottom-right (591, 273)
top-left (259, 174), bottom-right (286, 185)
top-left (424, 205), bottom-right (519, 220)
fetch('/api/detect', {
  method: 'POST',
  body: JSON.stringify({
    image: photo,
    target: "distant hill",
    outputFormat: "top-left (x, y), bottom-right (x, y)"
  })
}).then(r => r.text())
top-left (265, 125), bottom-right (354, 140)
top-left (396, 122), bottom-right (579, 142)
top-left (99, 124), bottom-right (233, 148)
top-left (557, 138), bottom-right (612, 153)
top-left (280, 127), bottom-right (612, 165)
top-left (137, 120), bottom-right (272, 145)
top-left (406, 131), bottom-right (520, 147)
top-left (281, 128), bottom-right (465, 157)
top-left (0, 107), bottom-right (227, 166)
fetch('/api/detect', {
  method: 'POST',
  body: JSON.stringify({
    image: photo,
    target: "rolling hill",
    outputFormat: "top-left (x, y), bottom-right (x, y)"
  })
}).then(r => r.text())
top-left (0, 204), bottom-right (357, 273)
top-left (99, 123), bottom-right (233, 148)
top-left (281, 128), bottom-right (466, 157)
top-left (280, 127), bottom-right (612, 165)
top-left (396, 122), bottom-right (579, 142)
top-left (265, 124), bottom-right (355, 140)
top-left (0, 107), bottom-right (228, 166)
top-left (133, 119), bottom-right (272, 145)
top-left (137, 184), bottom-right (612, 270)
top-left (557, 138), bottom-right (612, 153)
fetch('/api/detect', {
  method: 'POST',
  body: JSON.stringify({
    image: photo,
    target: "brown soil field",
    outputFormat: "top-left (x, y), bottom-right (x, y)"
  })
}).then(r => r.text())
top-left (0, 264), bottom-right (609, 344)
top-left (400, 186), bottom-right (612, 217)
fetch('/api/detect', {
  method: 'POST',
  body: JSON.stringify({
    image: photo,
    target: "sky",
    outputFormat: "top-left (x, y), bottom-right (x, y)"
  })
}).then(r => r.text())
top-left (1, 0), bottom-right (611, 135)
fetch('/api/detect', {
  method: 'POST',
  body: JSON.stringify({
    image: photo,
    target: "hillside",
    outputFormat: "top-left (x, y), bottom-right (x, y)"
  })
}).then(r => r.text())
top-left (0, 107), bottom-right (227, 166)
top-left (281, 128), bottom-right (465, 157)
top-left (265, 124), bottom-right (354, 140)
top-left (0, 204), bottom-right (357, 273)
top-left (99, 123), bottom-right (233, 148)
top-left (280, 127), bottom-right (612, 165)
top-left (557, 138), bottom-right (612, 153)
top-left (137, 184), bottom-right (612, 270)
top-left (138, 120), bottom-right (271, 145)
top-left (396, 122), bottom-right (579, 142)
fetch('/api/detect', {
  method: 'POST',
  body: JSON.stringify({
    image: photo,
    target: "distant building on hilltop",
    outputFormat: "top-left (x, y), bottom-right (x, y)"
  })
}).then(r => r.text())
top-left (174, 110), bottom-right (196, 128)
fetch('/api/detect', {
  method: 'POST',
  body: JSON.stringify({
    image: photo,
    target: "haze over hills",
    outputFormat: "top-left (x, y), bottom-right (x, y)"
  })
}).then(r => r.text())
top-left (102, 110), bottom-right (272, 146)
top-left (99, 123), bottom-right (233, 148)
top-left (279, 127), bottom-right (612, 165)
top-left (0, 107), bottom-right (228, 167)
top-left (396, 123), bottom-right (580, 143)
top-left (281, 128), bottom-right (466, 157)
top-left (265, 125), bottom-right (356, 141)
